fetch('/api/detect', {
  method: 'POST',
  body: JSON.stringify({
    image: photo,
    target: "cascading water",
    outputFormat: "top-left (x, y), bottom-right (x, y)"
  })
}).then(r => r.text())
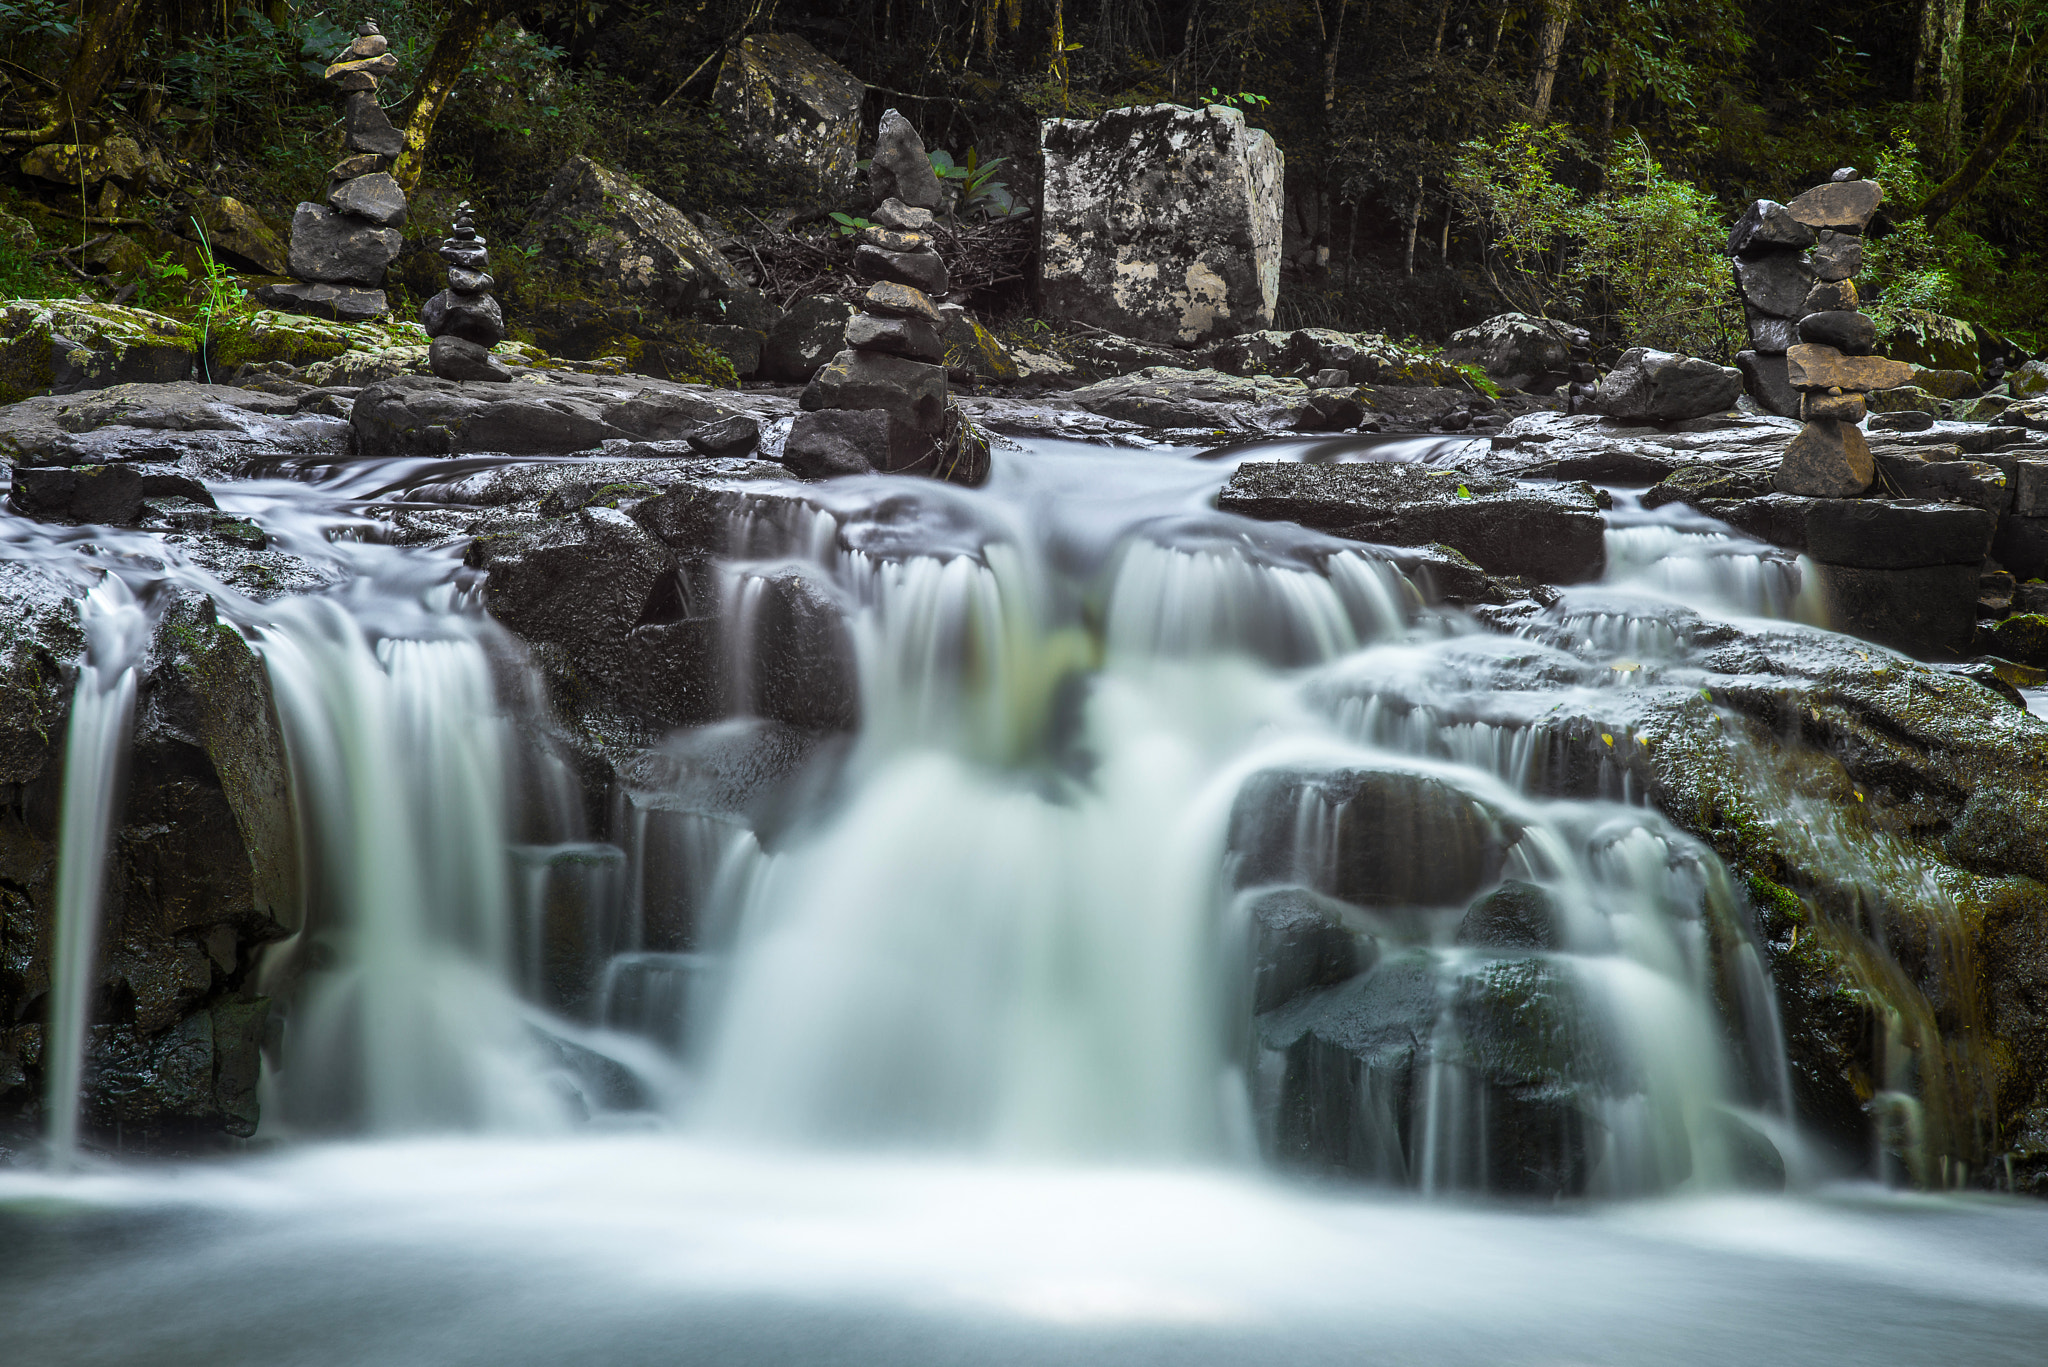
top-left (41, 574), bottom-right (151, 1167)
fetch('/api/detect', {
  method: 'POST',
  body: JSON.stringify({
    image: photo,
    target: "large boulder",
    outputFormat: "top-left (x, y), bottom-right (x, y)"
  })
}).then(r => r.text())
top-left (191, 194), bottom-right (290, 275)
top-left (1445, 313), bottom-right (1588, 388)
top-left (1885, 309), bottom-right (1981, 379)
top-left (712, 33), bottom-right (865, 196)
top-left (1063, 366), bottom-right (1307, 429)
top-left (0, 301), bottom-right (198, 404)
top-left (1590, 347), bottom-right (1743, 422)
top-left (532, 156), bottom-right (776, 330)
top-left (286, 203), bottom-right (401, 286)
top-left (349, 372), bottom-right (738, 457)
top-left (1216, 461), bottom-right (1607, 583)
top-left (759, 295), bottom-right (858, 382)
top-left (1039, 102), bottom-right (1283, 346)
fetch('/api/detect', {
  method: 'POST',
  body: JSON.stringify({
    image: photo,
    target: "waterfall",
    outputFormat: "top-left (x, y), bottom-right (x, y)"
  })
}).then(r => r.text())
top-left (42, 574), bottom-right (150, 1166)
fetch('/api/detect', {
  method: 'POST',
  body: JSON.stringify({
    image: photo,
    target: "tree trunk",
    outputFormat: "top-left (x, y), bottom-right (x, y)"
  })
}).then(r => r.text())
top-left (1597, 64), bottom-right (1616, 188)
top-left (1529, 0), bottom-right (1573, 125)
top-left (395, 0), bottom-right (517, 194)
top-left (3, 0), bottom-right (149, 142)
top-left (1321, 0), bottom-right (1351, 113)
top-left (1172, 0), bottom-right (1200, 99)
top-left (1405, 175), bottom-right (1424, 274)
top-left (1920, 32), bottom-right (2048, 225)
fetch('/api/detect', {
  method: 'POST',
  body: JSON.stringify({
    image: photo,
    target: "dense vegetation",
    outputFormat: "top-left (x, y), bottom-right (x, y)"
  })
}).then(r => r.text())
top-left (2, 0), bottom-right (2045, 350)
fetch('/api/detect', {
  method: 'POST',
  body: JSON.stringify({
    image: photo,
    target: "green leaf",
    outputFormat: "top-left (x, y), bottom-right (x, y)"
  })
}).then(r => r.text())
top-left (1455, 485), bottom-right (1472, 499)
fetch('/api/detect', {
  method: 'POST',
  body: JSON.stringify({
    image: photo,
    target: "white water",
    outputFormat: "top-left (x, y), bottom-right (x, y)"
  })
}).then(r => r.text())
top-left (41, 575), bottom-right (149, 1167)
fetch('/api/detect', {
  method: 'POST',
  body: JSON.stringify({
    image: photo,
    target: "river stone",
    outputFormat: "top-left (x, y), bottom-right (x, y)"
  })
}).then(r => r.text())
top-left (351, 372), bottom-right (733, 457)
top-left (1726, 199), bottom-right (1816, 257)
top-left (937, 308), bottom-right (1018, 383)
top-left (193, 193), bottom-right (291, 275)
top-left (1810, 230), bottom-right (1863, 282)
top-left (852, 243), bottom-right (950, 296)
top-left (0, 300), bottom-right (199, 403)
top-left (1295, 391), bottom-right (1366, 431)
top-left (1733, 253), bottom-right (1816, 318)
top-left (1866, 384), bottom-right (1941, 415)
top-left (872, 198), bottom-right (936, 232)
top-left (863, 280), bottom-right (941, 325)
top-left (286, 203), bottom-right (401, 285)
top-left (427, 334), bottom-right (511, 383)
top-left (10, 463), bottom-right (216, 525)
top-left (342, 92), bottom-right (405, 157)
top-left (1736, 350), bottom-right (1801, 417)
top-left (1785, 344), bottom-right (1914, 393)
top-left (420, 289), bottom-right (506, 347)
top-left (1804, 278), bottom-right (1859, 313)
top-left (446, 267), bottom-right (494, 294)
top-left (1911, 367), bottom-right (1979, 400)
top-left (799, 349), bottom-right (949, 432)
top-left (326, 171), bottom-right (407, 228)
top-left (760, 295), bottom-right (859, 382)
top-left (1798, 310), bottom-right (1875, 354)
top-left (2008, 360), bottom-right (2048, 399)
top-left (1785, 178), bottom-right (1884, 232)
top-left (867, 107), bottom-right (947, 209)
top-left (1724, 495), bottom-right (1993, 567)
top-left (844, 311), bottom-right (944, 363)
top-left (1810, 562), bottom-right (1979, 658)
top-left (1247, 887), bottom-right (1368, 1014)
top-left (782, 407), bottom-right (937, 478)
top-left (1041, 102), bottom-right (1283, 346)
top-left (343, 32), bottom-right (389, 58)
top-left (711, 32), bottom-right (865, 195)
top-left (1801, 390), bottom-right (1867, 422)
top-left (859, 226), bottom-right (933, 254)
top-left (1590, 347), bottom-right (1743, 422)
top-left (1774, 418), bottom-right (1873, 497)
top-left (1216, 461), bottom-right (1607, 583)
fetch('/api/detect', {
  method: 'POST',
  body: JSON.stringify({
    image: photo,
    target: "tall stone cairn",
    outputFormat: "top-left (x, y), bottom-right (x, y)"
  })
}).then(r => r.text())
top-left (1727, 168), bottom-right (1914, 497)
top-left (254, 21), bottom-right (407, 322)
top-left (785, 191), bottom-right (987, 483)
top-left (423, 202), bottom-right (510, 382)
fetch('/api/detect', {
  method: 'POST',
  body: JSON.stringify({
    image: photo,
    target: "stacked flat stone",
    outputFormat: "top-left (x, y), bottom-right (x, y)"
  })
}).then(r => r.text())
top-left (786, 197), bottom-right (960, 476)
top-left (1728, 169), bottom-right (1914, 497)
top-left (423, 202), bottom-right (510, 382)
top-left (255, 21), bottom-right (407, 321)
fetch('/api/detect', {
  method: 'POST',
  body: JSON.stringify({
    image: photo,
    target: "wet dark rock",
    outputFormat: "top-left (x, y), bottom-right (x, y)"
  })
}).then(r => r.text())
top-left (1062, 367), bottom-right (1307, 430)
top-left (1641, 464), bottom-right (1775, 510)
top-left (1726, 199), bottom-right (1817, 257)
top-left (1591, 348), bottom-right (1743, 423)
top-left (1804, 279), bottom-right (1859, 313)
top-left (1457, 880), bottom-right (1563, 950)
top-left (1809, 230), bottom-right (1863, 282)
top-left (349, 373), bottom-right (737, 458)
top-left (342, 92), bottom-right (405, 157)
top-left (799, 350), bottom-right (949, 432)
top-left (1294, 391), bottom-right (1366, 431)
top-left (286, 204), bottom-right (401, 286)
top-left (427, 334), bottom-right (512, 383)
top-left (247, 281), bottom-right (388, 323)
top-left (1871, 455), bottom-right (2008, 513)
top-left (1812, 562), bottom-right (1982, 658)
top-left (1737, 350), bottom-right (1801, 417)
top-left (1229, 766), bottom-right (1513, 908)
top-left (0, 381), bottom-right (348, 481)
top-left (0, 300), bottom-right (198, 403)
top-left (1742, 308), bottom-right (1797, 355)
top-left (0, 561), bottom-right (84, 786)
top-left (1247, 887), bottom-right (1369, 1014)
top-left (1719, 494), bottom-right (1994, 568)
top-left (687, 414), bottom-right (761, 458)
top-left (1217, 461), bottom-right (1607, 583)
top-left (730, 567), bottom-right (859, 731)
top-left (760, 295), bottom-right (859, 383)
top-left (1866, 410), bottom-right (1934, 433)
top-left (10, 463), bottom-right (215, 525)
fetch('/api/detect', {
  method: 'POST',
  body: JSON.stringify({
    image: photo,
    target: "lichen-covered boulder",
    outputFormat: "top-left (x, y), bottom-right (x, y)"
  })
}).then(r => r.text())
top-left (192, 194), bottom-right (289, 275)
top-left (204, 309), bottom-right (429, 375)
top-left (712, 33), bottom-right (865, 196)
top-left (1882, 308), bottom-right (1980, 379)
top-left (533, 156), bottom-right (776, 330)
top-left (17, 136), bottom-right (150, 188)
top-left (1591, 347), bottom-right (1743, 422)
top-left (938, 307), bottom-right (1018, 383)
top-left (1039, 103), bottom-right (1283, 346)
top-left (0, 300), bottom-right (197, 404)
top-left (1446, 313), bottom-right (1589, 387)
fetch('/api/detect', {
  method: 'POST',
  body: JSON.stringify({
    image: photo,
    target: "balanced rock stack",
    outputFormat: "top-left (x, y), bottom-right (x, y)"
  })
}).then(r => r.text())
top-left (255, 21), bottom-right (408, 321)
top-left (786, 194), bottom-right (985, 483)
top-left (1727, 169), bottom-right (1914, 496)
top-left (423, 202), bottom-right (511, 382)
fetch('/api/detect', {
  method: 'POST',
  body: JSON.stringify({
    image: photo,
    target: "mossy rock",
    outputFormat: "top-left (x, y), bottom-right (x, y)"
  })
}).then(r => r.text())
top-left (203, 309), bottom-right (431, 374)
top-left (942, 312), bottom-right (1019, 383)
top-left (1987, 614), bottom-right (2048, 668)
top-left (0, 298), bottom-right (199, 404)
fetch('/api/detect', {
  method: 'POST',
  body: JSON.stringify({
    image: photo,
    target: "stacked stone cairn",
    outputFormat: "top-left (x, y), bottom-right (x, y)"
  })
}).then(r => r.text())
top-left (423, 202), bottom-right (511, 382)
top-left (254, 21), bottom-right (408, 321)
top-left (787, 190), bottom-right (986, 482)
top-left (1727, 169), bottom-right (1915, 496)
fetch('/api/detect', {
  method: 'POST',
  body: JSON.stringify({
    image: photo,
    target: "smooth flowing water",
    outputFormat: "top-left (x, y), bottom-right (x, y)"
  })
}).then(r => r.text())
top-left (2, 434), bottom-right (2044, 1364)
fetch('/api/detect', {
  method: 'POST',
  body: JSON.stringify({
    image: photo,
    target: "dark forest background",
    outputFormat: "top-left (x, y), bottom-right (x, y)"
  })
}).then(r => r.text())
top-left (3, 0), bottom-right (2045, 348)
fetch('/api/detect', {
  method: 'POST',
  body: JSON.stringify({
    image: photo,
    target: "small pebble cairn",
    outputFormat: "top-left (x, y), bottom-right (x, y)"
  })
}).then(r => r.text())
top-left (787, 195), bottom-right (986, 481)
top-left (423, 202), bottom-right (511, 382)
top-left (1727, 168), bottom-right (1914, 497)
top-left (254, 21), bottom-right (408, 322)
